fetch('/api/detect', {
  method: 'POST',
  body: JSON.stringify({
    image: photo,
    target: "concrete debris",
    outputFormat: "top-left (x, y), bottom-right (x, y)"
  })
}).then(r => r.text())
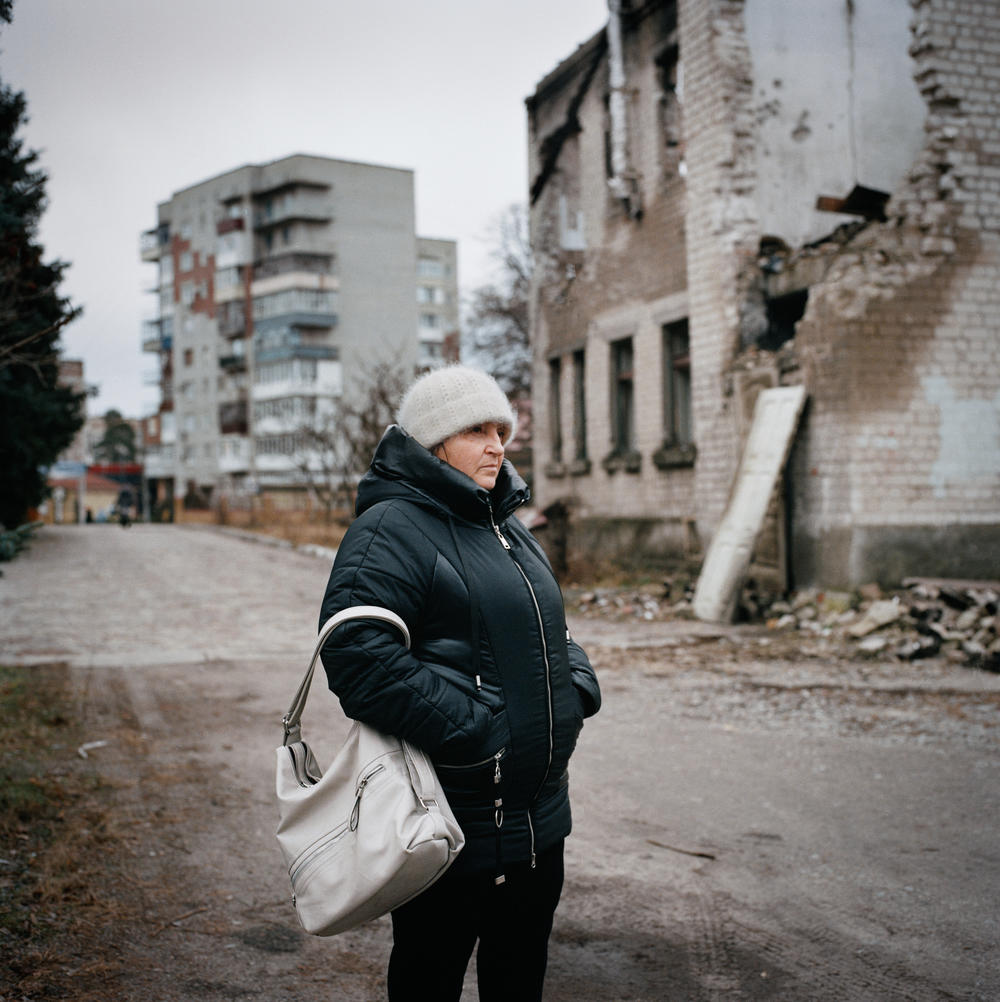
top-left (847, 599), bottom-right (903, 638)
top-left (567, 578), bottom-right (1000, 674)
top-left (763, 581), bottom-right (999, 672)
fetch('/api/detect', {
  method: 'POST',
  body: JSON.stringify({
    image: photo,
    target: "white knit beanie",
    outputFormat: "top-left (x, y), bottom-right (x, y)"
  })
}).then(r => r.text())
top-left (397, 365), bottom-right (517, 449)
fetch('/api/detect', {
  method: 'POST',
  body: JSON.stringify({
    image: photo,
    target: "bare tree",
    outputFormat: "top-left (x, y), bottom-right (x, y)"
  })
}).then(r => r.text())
top-left (465, 203), bottom-right (532, 401)
top-left (294, 360), bottom-right (410, 521)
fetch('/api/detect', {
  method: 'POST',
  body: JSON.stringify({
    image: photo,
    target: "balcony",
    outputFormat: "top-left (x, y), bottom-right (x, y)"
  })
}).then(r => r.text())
top-left (253, 328), bottom-right (339, 365)
top-left (142, 317), bottom-right (173, 353)
top-left (253, 288), bottom-right (338, 326)
top-left (140, 223), bottom-right (170, 262)
top-left (219, 399), bottom-right (248, 436)
top-left (253, 194), bottom-right (332, 230)
top-left (216, 216), bottom-right (245, 236)
top-left (219, 353), bottom-right (247, 373)
top-left (253, 252), bottom-right (334, 281)
top-left (218, 434), bottom-right (250, 474)
top-left (217, 301), bottom-right (247, 338)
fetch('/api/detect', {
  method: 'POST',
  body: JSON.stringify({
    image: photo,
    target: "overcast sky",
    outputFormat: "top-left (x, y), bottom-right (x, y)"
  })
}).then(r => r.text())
top-left (3, 0), bottom-right (609, 417)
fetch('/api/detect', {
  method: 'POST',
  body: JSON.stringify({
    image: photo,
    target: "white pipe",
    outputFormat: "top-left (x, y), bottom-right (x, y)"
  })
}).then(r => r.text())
top-left (606, 0), bottom-right (638, 212)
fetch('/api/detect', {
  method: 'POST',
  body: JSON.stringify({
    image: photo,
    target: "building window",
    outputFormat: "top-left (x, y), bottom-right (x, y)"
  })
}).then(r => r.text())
top-left (418, 257), bottom-right (444, 279)
top-left (545, 357), bottom-right (565, 477)
top-left (654, 42), bottom-right (685, 179)
top-left (571, 349), bottom-right (590, 474)
top-left (183, 348), bottom-right (194, 366)
top-left (611, 337), bottom-right (634, 452)
top-left (603, 336), bottom-right (640, 473)
top-left (654, 319), bottom-right (697, 469)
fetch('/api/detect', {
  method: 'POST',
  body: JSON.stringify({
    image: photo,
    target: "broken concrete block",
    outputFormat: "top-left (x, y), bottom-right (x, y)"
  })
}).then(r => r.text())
top-left (857, 635), bottom-right (889, 656)
top-left (938, 586), bottom-right (973, 610)
top-left (955, 607), bottom-right (981, 632)
top-left (819, 591), bottom-right (853, 616)
top-left (847, 599), bottom-right (902, 638)
top-left (791, 589), bottom-right (820, 611)
top-left (896, 635), bottom-right (942, 661)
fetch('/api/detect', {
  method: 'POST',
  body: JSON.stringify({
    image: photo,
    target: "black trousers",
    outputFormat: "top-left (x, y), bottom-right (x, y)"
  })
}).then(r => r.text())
top-left (387, 839), bottom-right (565, 1002)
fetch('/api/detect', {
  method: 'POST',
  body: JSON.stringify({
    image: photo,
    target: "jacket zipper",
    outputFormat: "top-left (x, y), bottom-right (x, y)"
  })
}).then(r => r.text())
top-left (488, 503), bottom-right (554, 869)
top-left (436, 747), bottom-right (505, 771)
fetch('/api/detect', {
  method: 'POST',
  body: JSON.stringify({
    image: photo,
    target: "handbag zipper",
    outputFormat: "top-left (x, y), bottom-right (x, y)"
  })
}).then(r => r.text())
top-left (350, 763), bottom-right (386, 831)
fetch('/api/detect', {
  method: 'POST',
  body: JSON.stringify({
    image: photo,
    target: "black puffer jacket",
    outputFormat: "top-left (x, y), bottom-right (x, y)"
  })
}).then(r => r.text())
top-left (319, 425), bottom-right (601, 876)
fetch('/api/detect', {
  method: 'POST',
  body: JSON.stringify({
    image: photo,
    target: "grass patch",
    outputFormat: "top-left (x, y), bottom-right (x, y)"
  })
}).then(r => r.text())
top-left (0, 664), bottom-right (133, 999)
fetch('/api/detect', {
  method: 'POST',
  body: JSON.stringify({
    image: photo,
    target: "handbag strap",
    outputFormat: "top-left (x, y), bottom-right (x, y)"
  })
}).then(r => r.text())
top-left (282, 605), bottom-right (410, 745)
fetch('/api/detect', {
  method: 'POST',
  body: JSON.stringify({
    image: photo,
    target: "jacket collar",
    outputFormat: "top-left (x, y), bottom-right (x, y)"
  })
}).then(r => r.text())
top-left (357, 425), bottom-right (529, 524)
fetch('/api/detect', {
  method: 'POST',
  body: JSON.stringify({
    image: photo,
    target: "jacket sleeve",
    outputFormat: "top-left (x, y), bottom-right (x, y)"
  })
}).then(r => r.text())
top-left (318, 501), bottom-right (495, 762)
top-left (568, 634), bottom-right (601, 718)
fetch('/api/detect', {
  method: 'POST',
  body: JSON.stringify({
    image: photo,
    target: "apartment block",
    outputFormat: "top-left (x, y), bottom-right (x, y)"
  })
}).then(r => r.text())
top-left (528, 0), bottom-right (1000, 591)
top-left (140, 154), bottom-right (457, 511)
top-left (416, 237), bottom-right (461, 367)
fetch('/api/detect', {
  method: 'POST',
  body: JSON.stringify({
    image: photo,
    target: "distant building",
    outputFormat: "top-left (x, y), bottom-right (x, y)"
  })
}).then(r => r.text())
top-left (416, 237), bottom-right (461, 367)
top-left (527, 0), bottom-right (1000, 592)
top-left (140, 153), bottom-right (458, 510)
top-left (55, 360), bottom-right (92, 465)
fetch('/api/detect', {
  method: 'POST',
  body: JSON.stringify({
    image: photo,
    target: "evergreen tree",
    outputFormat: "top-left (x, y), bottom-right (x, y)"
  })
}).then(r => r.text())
top-left (93, 409), bottom-right (137, 464)
top-left (0, 4), bottom-right (85, 527)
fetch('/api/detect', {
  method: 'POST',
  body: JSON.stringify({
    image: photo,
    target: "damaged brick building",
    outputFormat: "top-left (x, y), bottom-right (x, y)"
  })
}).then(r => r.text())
top-left (527, 0), bottom-right (1000, 596)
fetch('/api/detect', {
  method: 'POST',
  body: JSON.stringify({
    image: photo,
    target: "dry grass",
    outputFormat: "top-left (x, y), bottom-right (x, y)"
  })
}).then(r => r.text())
top-left (179, 503), bottom-right (350, 550)
top-left (0, 665), bottom-right (141, 999)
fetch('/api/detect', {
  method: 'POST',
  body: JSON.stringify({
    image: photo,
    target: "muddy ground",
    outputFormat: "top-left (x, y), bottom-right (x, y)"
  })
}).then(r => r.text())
top-left (1, 525), bottom-right (998, 1001)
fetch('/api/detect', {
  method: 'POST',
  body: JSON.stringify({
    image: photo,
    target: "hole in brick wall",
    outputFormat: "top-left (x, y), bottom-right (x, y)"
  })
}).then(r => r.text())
top-left (761, 288), bottom-right (808, 351)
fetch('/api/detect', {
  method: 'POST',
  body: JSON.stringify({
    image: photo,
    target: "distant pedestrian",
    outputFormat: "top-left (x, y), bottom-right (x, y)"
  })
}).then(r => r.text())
top-left (319, 364), bottom-right (601, 1001)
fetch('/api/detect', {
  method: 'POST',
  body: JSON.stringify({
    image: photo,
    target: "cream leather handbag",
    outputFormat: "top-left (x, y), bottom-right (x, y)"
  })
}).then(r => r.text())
top-left (275, 606), bottom-right (464, 936)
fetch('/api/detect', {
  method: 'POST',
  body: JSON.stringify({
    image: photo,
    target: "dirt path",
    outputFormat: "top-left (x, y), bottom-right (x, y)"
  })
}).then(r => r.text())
top-left (2, 525), bottom-right (998, 1000)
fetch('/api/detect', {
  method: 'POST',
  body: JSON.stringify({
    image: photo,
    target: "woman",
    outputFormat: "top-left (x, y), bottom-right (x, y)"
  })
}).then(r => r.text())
top-left (319, 364), bottom-right (601, 1001)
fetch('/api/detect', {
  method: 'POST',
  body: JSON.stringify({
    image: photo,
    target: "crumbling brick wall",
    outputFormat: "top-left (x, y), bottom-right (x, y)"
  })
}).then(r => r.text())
top-left (787, 0), bottom-right (1000, 585)
top-left (528, 0), bottom-right (999, 588)
top-left (677, 0), bottom-right (763, 537)
top-left (529, 2), bottom-right (695, 564)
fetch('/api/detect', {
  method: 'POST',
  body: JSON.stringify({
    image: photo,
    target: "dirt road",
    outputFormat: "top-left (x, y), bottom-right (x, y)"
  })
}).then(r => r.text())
top-left (2, 525), bottom-right (998, 1000)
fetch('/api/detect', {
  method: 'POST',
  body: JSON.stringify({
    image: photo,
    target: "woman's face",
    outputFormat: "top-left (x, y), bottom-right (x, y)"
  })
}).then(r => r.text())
top-left (434, 422), bottom-right (506, 489)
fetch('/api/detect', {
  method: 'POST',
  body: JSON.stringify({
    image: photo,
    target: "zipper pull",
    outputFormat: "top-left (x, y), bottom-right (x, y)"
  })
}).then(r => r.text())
top-left (487, 499), bottom-right (512, 550)
top-left (492, 521), bottom-right (511, 550)
top-left (494, 751), bottom-right (502, 785)
top-left (475, 674), bottom-right (483, 691)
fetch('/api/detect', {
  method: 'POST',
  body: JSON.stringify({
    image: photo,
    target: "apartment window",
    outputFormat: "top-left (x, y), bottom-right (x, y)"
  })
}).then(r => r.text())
top-left (543, 357), bottom-right (565, 477)
top-left (603, 337), bottom-right (640, 473)
top-left (571, 349), bottom-right (590, 474)
top-left (654, 319), bottom-right (696, 469)
top-left (418, 257), bottom-right (444, 279)
top-left (419, 313), bottom-right (439, 329)
top-left (183, 348), bottom-right (193, 366)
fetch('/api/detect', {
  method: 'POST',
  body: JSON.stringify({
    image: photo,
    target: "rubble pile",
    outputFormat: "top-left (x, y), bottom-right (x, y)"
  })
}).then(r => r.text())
top-left (568, 578), bottom-right (1000, 673)
top-left (763, 580), bottom-right (1000, 672)
top-left (570, 582), bottom-right (694, 623)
